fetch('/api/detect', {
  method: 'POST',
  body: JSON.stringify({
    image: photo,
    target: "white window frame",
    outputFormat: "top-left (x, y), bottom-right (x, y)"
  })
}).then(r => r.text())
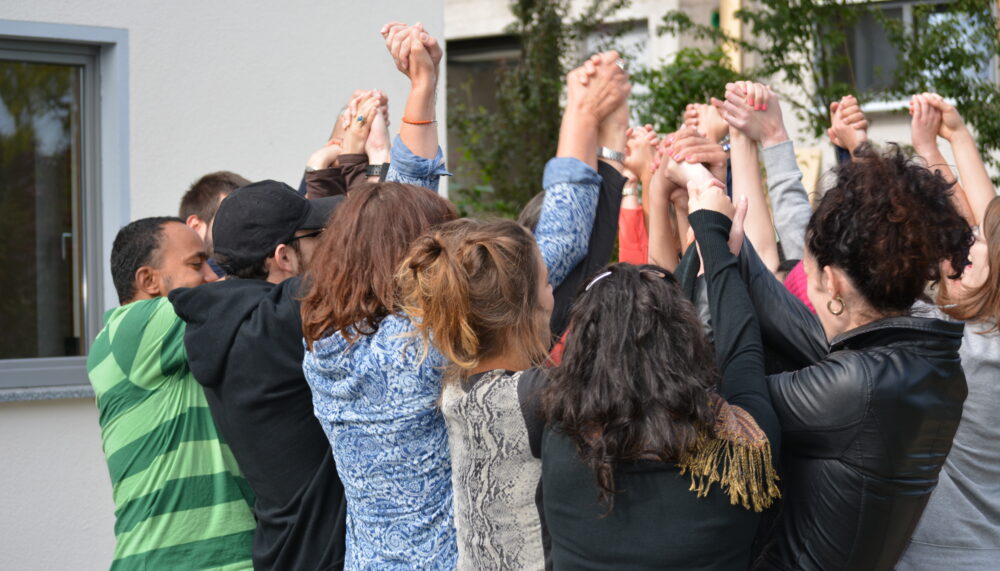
top-left (848, 0), bottom-right (1000, 114)
top-left (0, 20), bottom-right (129, 400)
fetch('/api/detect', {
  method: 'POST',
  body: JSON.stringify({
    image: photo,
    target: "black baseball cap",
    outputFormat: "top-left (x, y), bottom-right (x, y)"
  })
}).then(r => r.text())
top-left (212, 180), bottom-right (342, 271)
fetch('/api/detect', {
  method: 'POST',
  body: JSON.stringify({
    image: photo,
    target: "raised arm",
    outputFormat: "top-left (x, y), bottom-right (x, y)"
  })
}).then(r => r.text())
top-left (547, 111), bottom-right (630, 336)
top-left (535, 51), bottom-right (629, 287)
top-left (717, 82), bottom-right (781, 271)
top-left (736, 238), bottom-right (828, 371)
top-left (924, 93), bottom-right (996, 227)
top-left (827, 95), bottom-right (869, 161)
top-left (687, 180), bottom-right (778, 450)
top-left (381, 23), bottom-right (449, 191)
top-left (646, 147), bottom-right (681, 271)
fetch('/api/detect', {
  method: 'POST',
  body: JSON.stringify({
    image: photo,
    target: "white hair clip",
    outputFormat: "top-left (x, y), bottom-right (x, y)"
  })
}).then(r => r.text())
top-left (585, 271), bottom-right (613, 291)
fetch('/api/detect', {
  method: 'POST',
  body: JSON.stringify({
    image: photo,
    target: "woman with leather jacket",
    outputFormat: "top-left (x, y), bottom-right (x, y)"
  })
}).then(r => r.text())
top-left (716, 86), bottom-right (973, 569)
top-left (895, 95), bottom-right (1000, 570)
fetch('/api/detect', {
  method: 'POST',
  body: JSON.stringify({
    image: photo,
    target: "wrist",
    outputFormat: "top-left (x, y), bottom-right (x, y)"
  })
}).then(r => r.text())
top-left (410, 77), bottom-right (437, 96)
top-left (597, 133), bottom-right (628, 155)
top-left (760, 126), bottom-right (790, 149)
top-left (710, 125), bottom-right (729, 144)
top-left (307, 149), bottom-right (337, 170)
top-left (565, 99), bottom-right (604, 125)
top-left (367, 149), bottom-right (390, 164)
top-left (912, 141), bottom-right (939, 157)
top-left (949, 128), bottom-right (973, 145)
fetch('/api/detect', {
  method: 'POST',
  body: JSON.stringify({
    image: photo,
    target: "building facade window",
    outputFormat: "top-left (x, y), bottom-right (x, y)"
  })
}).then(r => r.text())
top-left (0, 22), bottom-right (129, 394)
top-left (833, 1), bottom-right (995, 96)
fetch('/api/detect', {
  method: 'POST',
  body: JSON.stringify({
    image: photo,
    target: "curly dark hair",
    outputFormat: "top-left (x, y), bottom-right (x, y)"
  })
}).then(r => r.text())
top-left (541, 263), bottom-right (719, 511)
top-left (806, 144), bottom-right (973, 314)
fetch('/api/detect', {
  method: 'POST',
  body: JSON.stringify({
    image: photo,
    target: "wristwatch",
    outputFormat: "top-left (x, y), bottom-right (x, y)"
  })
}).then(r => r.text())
top-left (366, 163), bottom-right (390, 179)
top-left (598, 146), bottom-right (626, 163)
top-left (622, 185), bottom-right (638, 197)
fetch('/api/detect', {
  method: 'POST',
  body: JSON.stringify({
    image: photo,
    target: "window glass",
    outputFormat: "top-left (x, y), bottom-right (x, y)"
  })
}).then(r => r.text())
top-left (0, 60), bottom-right (84, 358)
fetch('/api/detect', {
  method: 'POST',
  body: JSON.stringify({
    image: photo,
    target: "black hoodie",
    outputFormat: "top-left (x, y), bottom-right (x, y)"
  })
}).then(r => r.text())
top-left (169, 277), bottom-right (346, 570)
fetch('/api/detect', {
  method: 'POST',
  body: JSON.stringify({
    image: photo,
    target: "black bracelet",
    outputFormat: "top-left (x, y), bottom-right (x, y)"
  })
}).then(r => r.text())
top-left (366, 163), bottom-right (389, 180)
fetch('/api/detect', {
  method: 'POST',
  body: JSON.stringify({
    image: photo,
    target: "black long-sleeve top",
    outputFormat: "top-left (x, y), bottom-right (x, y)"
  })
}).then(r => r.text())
top-left (539, 209), bottom-right (779, 570)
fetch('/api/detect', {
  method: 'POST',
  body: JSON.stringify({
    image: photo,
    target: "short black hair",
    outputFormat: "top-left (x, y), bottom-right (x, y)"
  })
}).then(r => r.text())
top-left (111, 217), bottom-right (184, 304)
top-left (179, 171), bottom-right (250, 222)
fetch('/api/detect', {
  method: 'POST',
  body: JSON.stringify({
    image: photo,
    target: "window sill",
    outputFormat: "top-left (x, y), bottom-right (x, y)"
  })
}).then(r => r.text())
top-left (860, 99), bottom-right (909, 114)
top-left (0, 384), bottom-right (93, 402)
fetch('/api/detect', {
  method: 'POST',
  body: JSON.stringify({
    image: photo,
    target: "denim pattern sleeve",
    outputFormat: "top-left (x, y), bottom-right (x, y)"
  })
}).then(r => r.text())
top-left (385, 135), bottom-right (451, 192)
top-left (302, 315), bottom-right (457, 569)
top-left (535, 157), bottom-right (601, 287)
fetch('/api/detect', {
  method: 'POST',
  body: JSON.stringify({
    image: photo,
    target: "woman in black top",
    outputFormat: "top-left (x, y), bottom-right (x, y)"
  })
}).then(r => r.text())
top-left (731, 147), bottom-right (972, 571)
top-left (539, 179), bottom-right (780, 570)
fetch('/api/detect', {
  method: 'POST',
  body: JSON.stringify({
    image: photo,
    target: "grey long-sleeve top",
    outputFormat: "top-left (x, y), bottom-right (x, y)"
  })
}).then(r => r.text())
top-left (762, 140), bottom-right (811, 260)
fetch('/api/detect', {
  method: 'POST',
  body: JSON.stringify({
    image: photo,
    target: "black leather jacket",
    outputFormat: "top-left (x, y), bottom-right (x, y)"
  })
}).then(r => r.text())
top-left (729, 244), bottom-right (967, 571)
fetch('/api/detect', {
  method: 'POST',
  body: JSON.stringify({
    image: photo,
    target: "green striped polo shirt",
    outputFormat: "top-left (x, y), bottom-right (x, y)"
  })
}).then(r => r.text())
top-left (87, 297), bottom-right (256, 570)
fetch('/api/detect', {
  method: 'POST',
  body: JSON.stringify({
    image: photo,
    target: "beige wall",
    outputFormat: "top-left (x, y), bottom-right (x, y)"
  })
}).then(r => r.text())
top-left (2, 0), bottom-right (446, 222)
top-left (0, 1), bottom-right (444, 569)
top-left (0, 398), bottom-right (114, 570)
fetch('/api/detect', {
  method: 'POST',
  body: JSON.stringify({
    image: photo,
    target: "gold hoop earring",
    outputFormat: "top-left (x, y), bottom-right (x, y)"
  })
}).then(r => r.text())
top-left (827, 296), bottom-right (845, 316)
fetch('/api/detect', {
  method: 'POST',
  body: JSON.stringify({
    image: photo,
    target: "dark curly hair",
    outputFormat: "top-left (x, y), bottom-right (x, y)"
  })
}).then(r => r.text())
top-left (541, 263), bottom-right (719, 511)
top-left (806, 144), bottom-right (973, 314)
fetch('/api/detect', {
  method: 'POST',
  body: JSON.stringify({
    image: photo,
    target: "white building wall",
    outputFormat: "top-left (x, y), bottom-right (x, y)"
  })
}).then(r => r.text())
top-left (0, 1), bottom-right (444, 569)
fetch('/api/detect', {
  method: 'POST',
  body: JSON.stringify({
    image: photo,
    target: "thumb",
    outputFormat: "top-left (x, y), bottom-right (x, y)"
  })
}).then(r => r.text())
top-left (830, 101), bottom-right (840, 114)
top-left (410, 27), bottom-right (426, 53)
top-left (710, 97), bottom-right (724, 109)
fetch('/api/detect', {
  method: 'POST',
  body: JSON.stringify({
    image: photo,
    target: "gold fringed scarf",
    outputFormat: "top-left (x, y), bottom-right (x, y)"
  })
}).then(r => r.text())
top-left (677, 396), bottom-right (781, 512)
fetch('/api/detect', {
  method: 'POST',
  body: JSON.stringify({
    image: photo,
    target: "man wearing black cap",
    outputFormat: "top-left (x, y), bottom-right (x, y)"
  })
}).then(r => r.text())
top-left (169, 180), bottom-right (347, 570)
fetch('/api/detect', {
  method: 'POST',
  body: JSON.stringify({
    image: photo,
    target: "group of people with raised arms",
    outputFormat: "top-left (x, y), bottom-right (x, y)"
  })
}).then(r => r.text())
top-left (87, 20), bottom-right (998, 571)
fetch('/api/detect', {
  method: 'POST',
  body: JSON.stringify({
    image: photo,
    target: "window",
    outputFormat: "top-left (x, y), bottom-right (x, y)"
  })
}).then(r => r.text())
top-left (832, 1), bottom-right (996, 98)
top-left (0, 49), bottom-right (92, 360)
top-left (0, 22), bottom-right (129, 395)
top-left (445, 35), bottom-right (521, 192)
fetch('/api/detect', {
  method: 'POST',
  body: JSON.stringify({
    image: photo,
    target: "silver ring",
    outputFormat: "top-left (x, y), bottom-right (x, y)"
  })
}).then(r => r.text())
top-left (615, 59), bottom-right (626, 71)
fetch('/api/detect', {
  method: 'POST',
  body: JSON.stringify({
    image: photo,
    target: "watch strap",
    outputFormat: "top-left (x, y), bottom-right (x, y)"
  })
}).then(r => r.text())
top-left (366, 163), bottom-right (390, 179)
top-left (598, 146), bottom-right (626, 163)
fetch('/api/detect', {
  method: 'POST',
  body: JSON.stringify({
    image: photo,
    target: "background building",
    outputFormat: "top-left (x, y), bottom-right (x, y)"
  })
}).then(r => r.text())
top-left (0, 1), bottom-right (993, 568)
top-left (0, 2), bottom-right (443, 568)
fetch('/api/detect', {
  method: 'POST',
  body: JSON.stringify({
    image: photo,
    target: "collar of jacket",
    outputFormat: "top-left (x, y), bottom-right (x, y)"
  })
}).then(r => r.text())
top-left (829, 315), bottom-right (965, 353)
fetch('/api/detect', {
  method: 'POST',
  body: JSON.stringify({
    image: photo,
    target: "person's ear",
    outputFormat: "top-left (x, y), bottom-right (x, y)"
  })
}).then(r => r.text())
top-left (825, 265), bottom-right (860, 306)
top-left (134, 266), bottom-right (163, 298)
top-left (272, 243), bottom-right (297, 274)
top-left (186, 215), bottom-right (208, 241)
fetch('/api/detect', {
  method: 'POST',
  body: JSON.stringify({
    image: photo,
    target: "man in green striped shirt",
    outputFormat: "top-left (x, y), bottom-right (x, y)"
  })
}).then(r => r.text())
top-left (87, 217), bottom-right (256, 570)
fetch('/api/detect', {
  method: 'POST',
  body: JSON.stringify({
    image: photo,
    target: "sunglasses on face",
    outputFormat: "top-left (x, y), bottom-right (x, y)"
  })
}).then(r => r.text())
top-left (287, 229), bottom-right (324, 244)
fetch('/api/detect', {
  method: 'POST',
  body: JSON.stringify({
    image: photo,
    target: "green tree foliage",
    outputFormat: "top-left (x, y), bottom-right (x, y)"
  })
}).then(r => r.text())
top-left (652, 0), bottom-right (1000, 177)
top-left (630, 47), bottom-right (742, 132)
top-left (448, 0), bottom-right (629, 217)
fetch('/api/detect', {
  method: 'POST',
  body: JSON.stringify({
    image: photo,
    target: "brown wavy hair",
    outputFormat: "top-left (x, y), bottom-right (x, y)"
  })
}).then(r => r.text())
top-left (541, 263), bottom-right (719, 510)
top-left (398, 218), bottom-right (551, 379)
top-left (806, 144), bottom-right (973, 315)
top-left (943, 196), bottom-right (1000, 332)
top-left (301, 182), bottom-right (456, 348)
